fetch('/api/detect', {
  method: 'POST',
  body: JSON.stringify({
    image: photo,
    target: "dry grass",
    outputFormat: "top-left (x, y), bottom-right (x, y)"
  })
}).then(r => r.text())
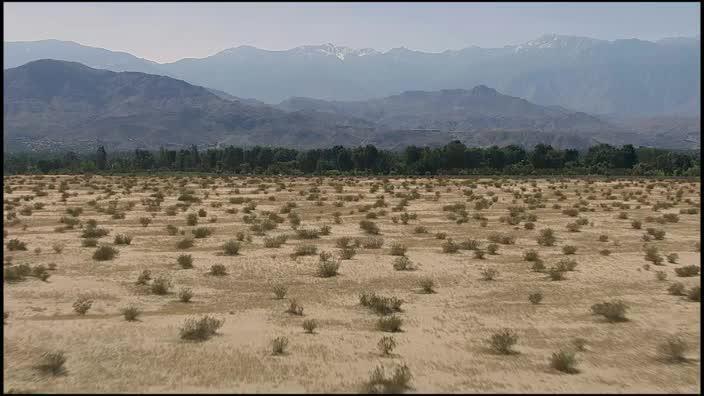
top-left (2, 175), bottom-right (700, 393)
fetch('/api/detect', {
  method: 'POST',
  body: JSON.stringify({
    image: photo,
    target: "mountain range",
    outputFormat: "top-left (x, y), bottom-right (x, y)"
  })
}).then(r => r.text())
top-left (7, 59), bottom-right (695, 153)
top-left (4, 34), bottom-right (700, 116)
top-left (3, 60), bottom-right (379, 152)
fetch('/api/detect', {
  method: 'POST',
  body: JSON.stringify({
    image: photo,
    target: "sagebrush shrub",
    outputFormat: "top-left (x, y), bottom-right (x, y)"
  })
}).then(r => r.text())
top-left (176, 238), bottom-right (194, 250)
top-left (179, 315), bottom-right (224, 341)
top-left (524, 249), bottom-right (540, 262)
top-left (319, 224), bottom-right (332, 236)
top-left (562, 208), bottom-right (579, 217)
top-left (687, 286), bottom-right (700, 302)
top-left (82, 238), bottom-right (98, 247)
top-left (4, 265), bottom-right (28, 282)
top-left (377, 315), bottom-right (403, 332)
top-left (459, 239), bottom-right (480, 250)
top-left (393, 256), bottom-right (414, 271)
top-left (362, 237), bottom-right (384, 249)
top-left (192, 227), bottom-right (213, 238)
top-left (547, 267), bottom-right (565, 281)
top-left (113, 234), bottom-right (132, 245)
top-left (292, 244), bottom-right (317, 257)
top-left (413, 226), bottom-right (428, 234)
top-left (562, 245), bottom-right (577, 255)
top-left (302, 319), bottom-right (318, 334)
top-left (335, 236), bottom-right (357, 249)
top-left (556, 258), bottom-right (577, 272)
top-left (488, 232), bottom-right (515, 245)
top-left (566, 222), bottom-right (581, 232)
top-left (418, 277), bottom-right (435, 294)
top-left (222, 240), bottom-right (241, 256)
top-left (317, 252), bottom-right (340, 277)
top-left (668, 282), bottom-right (686, 296)
top-left (272, 284), bottom-right (287, 299)
top-left (359, 292), bottom-right (403, 315)
top-left (359, 220), bottom-right (380, 235)
top-left (674, 265), bottom-right (699, 277)
top-left (537, 228), bottom-right (556, 246)
top-left (150, 276), bottom-right (172, 295)
top-left (177, 254), bottom-right (193, 269)
top-left (264, 235), bottom-right (288, 248)
top-left (340, 247), bottom-right (357, 260)
top-left (441, 239), bottom-right (459, 253)
top-left (209, 264), bottom-right (227, 276)
top-left (52, 242), bottom-right (65, 254)
top-left (6, 239), bottom-right (27, 251)
top-left (486, 243), bottom-right (499, 255)
top-left (93, 245), bottom-right (119, 261)
top-left (591, 300), bottom-right (628, 322)
top-left (363, 364), bottom-right (412, 394)
top-left (377, 336), bottom-right (396, 355)
top-left (528, 292), bottom-right (543, 305)
top-left (657, 336), bottom-right (688, 363)
top-left (272, 336), bottom-right (289, 355)
top-left (286, 299), bottom-right (304, 316)
top-left (550, 350), bottom-right (579, 374)
top-left (34, 351), bottom-right (67, 376)
top-left (390, 243), bottom-right (407, 256)
top-left (186, 213), bottom-right (198, 226)
top-left (81, 225), bottom-right (109, 239)
top-left (179, 287), bottom-right (193, 303)
top-left (531, 259), bottom-right (546, 272)
top-left (480, 267), bottom-right (498, 281)
top-left (121, 305), bottom-right (141, 321)
top-left (296, 228), bottom-right (320, 239)
top-left (489, 329), bottom-right (518, 354)
top-left (72, 296), bottom-right (93, 315)
top-left (136, 269), bottom-right (151, 285)
top-left (32, 265), bottom-right (50, 281)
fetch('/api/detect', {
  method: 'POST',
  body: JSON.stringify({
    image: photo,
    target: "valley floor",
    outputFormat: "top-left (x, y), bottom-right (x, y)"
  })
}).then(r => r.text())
top-left (3, 175), bottom-right (700, 393)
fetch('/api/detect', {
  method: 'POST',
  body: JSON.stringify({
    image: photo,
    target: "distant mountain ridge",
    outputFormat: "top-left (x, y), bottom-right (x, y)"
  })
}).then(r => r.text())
top-left (277, 85), bottom-right (611, 133)
top-left (4, 34), bottom-right (700, 115)
top-left (3, 60), bottom-right (379, 152)
top-left (5, 59), bottom-right (688, 153)
top-left (4, 39), bottom-right (163, 74)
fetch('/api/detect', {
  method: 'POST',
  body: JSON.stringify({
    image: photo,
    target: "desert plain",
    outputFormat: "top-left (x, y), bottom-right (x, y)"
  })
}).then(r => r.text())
top-left (2, 174), bottom-right (701, 393)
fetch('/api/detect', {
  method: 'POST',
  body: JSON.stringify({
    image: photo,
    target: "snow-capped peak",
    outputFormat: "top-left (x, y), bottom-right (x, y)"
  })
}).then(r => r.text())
top-left (293, 43), bottom-right (379, 60)
top-left (514, 34), bottom-right (603, 52)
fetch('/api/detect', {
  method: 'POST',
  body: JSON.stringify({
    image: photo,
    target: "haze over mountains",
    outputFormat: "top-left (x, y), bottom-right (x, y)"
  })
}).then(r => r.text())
top-left (6, 59), bottom-right (691, 153)
top-left (5, 34), bottom-right (700, 116)
top-left (3, 60), bottom-right (380, 152)
top-left (3, 34), bottom-right (700, 152)
top-left (277, 86), bottom-right (609, 132)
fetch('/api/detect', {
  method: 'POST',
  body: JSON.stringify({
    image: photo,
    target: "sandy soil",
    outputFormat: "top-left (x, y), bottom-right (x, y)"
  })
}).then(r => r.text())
top-left (3, 175), bottom-right (700, 393)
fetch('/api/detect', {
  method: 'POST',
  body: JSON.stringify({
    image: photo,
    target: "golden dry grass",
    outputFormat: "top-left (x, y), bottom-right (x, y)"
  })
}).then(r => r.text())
top-left (3, 175), bottom-right (701, 393)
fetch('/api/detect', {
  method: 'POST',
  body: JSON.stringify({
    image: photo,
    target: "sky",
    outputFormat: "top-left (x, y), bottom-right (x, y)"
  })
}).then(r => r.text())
top-left (4, 2), bottom-right (700, 63)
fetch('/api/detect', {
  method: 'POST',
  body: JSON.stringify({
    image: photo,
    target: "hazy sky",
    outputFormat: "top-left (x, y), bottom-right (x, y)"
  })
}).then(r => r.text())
top-left (4, 2), bottom-right (700, 63)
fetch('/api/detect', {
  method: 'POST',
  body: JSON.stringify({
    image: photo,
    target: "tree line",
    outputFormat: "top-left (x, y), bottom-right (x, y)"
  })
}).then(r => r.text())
top-left (3, 142), bottom-right (700, 176)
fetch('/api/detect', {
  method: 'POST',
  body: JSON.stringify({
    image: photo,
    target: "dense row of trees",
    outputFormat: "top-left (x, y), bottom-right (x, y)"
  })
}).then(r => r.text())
top-left (3, 142), bottom-right (700, 176)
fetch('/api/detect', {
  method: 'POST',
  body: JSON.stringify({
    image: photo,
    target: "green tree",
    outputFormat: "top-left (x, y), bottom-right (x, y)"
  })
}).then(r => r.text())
top-left (96, 146), bottom-right (107, 170)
